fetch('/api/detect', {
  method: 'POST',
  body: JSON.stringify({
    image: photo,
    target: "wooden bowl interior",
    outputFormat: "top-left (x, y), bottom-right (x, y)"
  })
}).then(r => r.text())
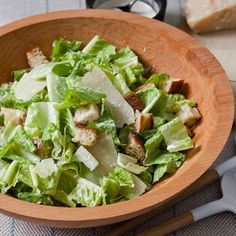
top-left (0, 11), bottom-right (233, 227)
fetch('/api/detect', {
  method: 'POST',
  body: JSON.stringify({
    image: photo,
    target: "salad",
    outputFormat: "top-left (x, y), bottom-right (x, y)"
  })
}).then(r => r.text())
top-left (0, 35), bottom-right (201, 207)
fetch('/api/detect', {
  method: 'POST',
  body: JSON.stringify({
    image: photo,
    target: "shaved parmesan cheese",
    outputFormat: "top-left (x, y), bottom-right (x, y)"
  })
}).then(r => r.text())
top-left (81, 67), bottom-right (135, 127)
top-left (86, 135), bottom-right (117, 176)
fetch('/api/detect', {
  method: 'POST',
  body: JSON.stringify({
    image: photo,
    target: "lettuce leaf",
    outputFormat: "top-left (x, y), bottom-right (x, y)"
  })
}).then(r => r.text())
top-left (143, 130), bottom-right (163, 166)
top-left (145, 73), bottom-right (169, 88)
top-left (152, 152), bottom-right (185, 183)
top-left (82, 35), bottom-right (116, 60)
top-left (17, 192), bottom-right (54, 205)
top-left (68, 177), bottom-right (105, 207)
top-left (51, 38), bottom-right (82, 61)
top-left (25, 102), bottom-right (60, 137)
top-left (136, 84), bottom-right (167, 114)
top-left (12, 68), bottom-right (31, 81)
top-left (63, 86), bottom-right (106, 107)
top-left (159, 117), bottom-right (193, 152)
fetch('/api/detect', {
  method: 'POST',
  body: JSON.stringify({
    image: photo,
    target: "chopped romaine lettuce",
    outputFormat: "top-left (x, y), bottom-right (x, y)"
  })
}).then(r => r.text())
top-left (0, 35), bottom-right (200, 207)
top-left (68, 177), bottom-right (105, 207)
top-left (159, 117), bottom-right (193, 152)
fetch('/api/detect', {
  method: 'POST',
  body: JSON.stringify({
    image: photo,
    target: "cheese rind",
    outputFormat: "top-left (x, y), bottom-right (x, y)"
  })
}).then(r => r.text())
top-left (185, 0), bottom-right (236, 33)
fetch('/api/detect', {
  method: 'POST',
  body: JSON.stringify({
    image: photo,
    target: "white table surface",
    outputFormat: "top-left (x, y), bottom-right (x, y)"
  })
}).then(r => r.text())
top-left (0, 1), bottom-right (236, 235)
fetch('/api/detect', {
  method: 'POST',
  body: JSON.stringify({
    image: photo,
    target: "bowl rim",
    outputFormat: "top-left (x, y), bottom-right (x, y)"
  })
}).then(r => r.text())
top-left (0, 9), bottom-right (234, 228)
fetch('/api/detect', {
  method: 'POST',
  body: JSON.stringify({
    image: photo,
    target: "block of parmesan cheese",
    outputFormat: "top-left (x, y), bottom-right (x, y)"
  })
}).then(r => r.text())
top-left (184, 0), bottom-right (236, 33)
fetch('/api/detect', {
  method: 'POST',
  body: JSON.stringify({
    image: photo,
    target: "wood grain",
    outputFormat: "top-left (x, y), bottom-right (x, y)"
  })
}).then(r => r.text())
top-left (137, 212), bottom-right (194, 236)
top-left (0, 10), bottom-right (233, 228)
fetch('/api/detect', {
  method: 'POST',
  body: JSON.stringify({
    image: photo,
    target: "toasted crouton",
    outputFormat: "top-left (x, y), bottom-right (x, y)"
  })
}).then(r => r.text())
top-left (178, 104), bottom-right (201, 127)
top-left (125, 132), bottom-right (145, 161)
top-left (135, 110), bottom-right (153, 133)
top-left (74, 104), bottom-right (100, 125)
top-left (163, 78), bottom-right (184, 94)
top-left (26, 47), bottom-right (48, 68)
top-left (1, 107), bottom-right (25, 126)
top-left (124, 92), bottom-right (144, 111)
top-left (72, 126), bottom-right (98, 146)
top-left (32, 137), bottom-right (50, 159)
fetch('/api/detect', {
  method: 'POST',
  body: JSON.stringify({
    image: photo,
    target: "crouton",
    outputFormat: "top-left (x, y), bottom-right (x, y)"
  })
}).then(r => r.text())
top-left (72, 126), bottom-right (98, 146)
top-left (124, 92), bottom-right (144, 111)
top-left (32, 137), bottom-right (51, 159)
top-left (178, 104), bottom-right (201, 127)
top-left (125, 132), bottom-right (145, 161)
top-left (1, 107), bottom-right (25, 126)
top-left (74, 104), bottom-right (100, 125)
top-left (26, 47), bottom-right (48, 68)
top-left (134, 83), bottom-right (153, 92)
top-left (163, 78), bottom-right (184, 94)
top-left (135, 110), bottom-right (153, 133)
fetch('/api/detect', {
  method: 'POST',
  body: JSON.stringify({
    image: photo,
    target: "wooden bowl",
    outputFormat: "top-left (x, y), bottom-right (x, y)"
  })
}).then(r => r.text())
top-left (0, 10), bottom-right (234, 228)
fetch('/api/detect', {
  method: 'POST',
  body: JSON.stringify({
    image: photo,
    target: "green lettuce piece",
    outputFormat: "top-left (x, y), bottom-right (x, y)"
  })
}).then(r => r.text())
top-left (113, 47), bottom-right (139, 70)
top-left (17, 192), bottom-right (54, 205)
top-left (153, 152), bottom-right (185, 183)
top-left (125, 67), bottom-right (137, 86)
top-left (63, 87), bottom-right (106, 107)
top-left (25, 102), bottom-right (60, 137)
top-left (136, 84), bottom-right (167, 114)
top-left (42, 124), bottom-right (64, 159)
top-left (46, 72), bottom-right (67, 102)
top-left (57, 169), bottom-right (78, 194)
top-left (0, 120), bottom-right (19, 146)
top-left (12, 68), bottom-right (31, 81)
top-left (100, 63), bottom-right (131, 96)
top-left (52, 62), bottom-right (73, 77)
top-left (53, 190), bottom-right (76, 207)
top-left (2, 160), bottom-right (19, 186)
top-left (82, 35), bottom-right (116, 60)
top-left (13, 127), bottom-right (36, 153)
top-left (51, 38), bottom-right (82, 61)
top-left (74, 146), bottom-right (98, 171)
top-left (143, 130), bottom-right (163, 166)
top-left (0, 88), bottom-right (48, 112)
top-left (117, 153), bottom-right (147, 174)
top-left (60, 108), bottom-right (76, 137)
top-left (101, 177), bottom-right (120, 203)
top-left (0, 159), bottom-right (10, 183)
top-left (107, 166), bottom-right (134, 188)
top-left (15, 149), bottom-right (40, 164)
top-left (112, 73), bottom-right (130, 96)
top-left (153, 116), bottom-right (166, 128)
top-left (68, 177), bottom-right (105, 207)
top-left (165, 94), bottom-right (196, 113)
top-left (145, 73), bottom-right (169, 88)
top-left (153, 164), bottom-right (167, 183)
top-left (101, 166), bottom-right (134, 203)
top-left (159, 117), bottom-right (193, 152)
top-left (147, 151), bottom-right (185, 166)
top-left (138, 169), bottom-right (153, 185)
